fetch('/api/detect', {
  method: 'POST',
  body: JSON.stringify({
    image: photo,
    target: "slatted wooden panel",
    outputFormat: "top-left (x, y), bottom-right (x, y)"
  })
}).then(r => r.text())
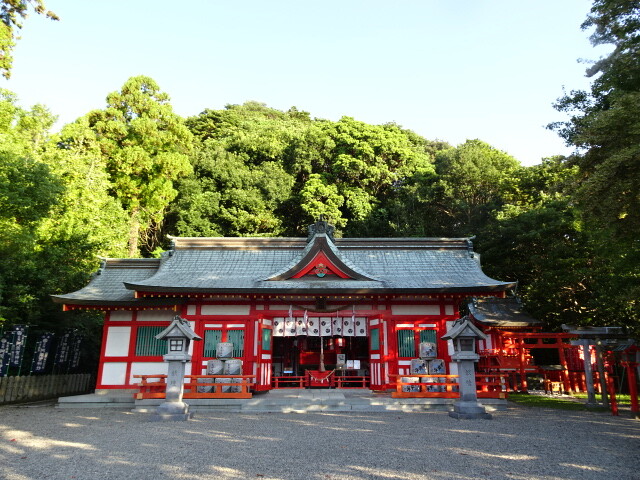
top-left (420, 330), bottom-right (437, 343)
top-left (0, 374), bottom-right (93, 404)
top-left (227, 329), bottom-right (244, 357)
top-left (135, 326), bottom-right (166, 356)
top-left (204, 330), bottom-right (222, 357)
top-left (397, 330), bottom-right (415, 357)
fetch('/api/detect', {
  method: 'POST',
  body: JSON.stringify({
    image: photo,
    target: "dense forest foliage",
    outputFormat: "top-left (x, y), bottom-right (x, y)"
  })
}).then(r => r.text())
top-left (0, 0), bottom-right (638, 366)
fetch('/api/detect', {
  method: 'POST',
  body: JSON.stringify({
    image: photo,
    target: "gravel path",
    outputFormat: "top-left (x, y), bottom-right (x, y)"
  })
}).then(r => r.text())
top-left (0, 403), bottom-right (638, 480)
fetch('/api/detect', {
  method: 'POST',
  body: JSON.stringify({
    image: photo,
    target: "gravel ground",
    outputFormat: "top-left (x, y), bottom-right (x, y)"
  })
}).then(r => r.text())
top-left (0, 403), bottom-right (638, 480)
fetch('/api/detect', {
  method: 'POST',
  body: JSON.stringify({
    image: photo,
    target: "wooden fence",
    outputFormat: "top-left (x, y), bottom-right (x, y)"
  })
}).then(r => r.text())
top-left (0, 374), bottom-right (93, 404)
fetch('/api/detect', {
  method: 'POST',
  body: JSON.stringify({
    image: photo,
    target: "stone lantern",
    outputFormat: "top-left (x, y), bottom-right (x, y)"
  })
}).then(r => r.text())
top-left (442, 318), bottom-right (492, 419)
top-left (152, 315), bottom-right (202, 421)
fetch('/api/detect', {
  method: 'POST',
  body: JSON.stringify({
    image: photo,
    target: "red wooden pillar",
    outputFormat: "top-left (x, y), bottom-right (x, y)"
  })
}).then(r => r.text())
top-left (607, 374), bottom-right (618, 416)
top-left (558, 344), bottom-right (572, 394)
top-left (518, 340), bottom-right (528, 393)
top-left (622, 360), bottom-right (639, 416)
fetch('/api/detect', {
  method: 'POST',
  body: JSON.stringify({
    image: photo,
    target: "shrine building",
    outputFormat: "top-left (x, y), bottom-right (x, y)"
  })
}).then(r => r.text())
top-left (53, 219), bottom-right (516, 393)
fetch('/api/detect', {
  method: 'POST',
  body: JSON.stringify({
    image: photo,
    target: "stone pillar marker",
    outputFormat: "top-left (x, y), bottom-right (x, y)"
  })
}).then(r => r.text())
top-left (442, 318), bottom-right (492, 420)
top-left (151, 315), bottom-right (202, 421)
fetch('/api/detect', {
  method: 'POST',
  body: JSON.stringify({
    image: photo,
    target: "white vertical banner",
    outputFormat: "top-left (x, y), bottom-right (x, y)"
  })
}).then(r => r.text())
top-left (332, 315), bottom-right (343, 336)
top-left (295, 313), bottom-right (307, 336)
top-left (284, 318), bottom-right (296, 337)
top-left (355, 317), bottom-right (367, 337)
top-left (307, 317), bottom-right (319, 336)
top-left (272, 317), bottom-right (284, 337)
top-left (342, 316), bottom-right (354, 336)
top-left (320, 317), bottom-right (332, 336)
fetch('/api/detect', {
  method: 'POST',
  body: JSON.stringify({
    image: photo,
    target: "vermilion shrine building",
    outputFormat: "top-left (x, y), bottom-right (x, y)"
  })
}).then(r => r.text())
top-left (53, 220), bottom-right (518, 393)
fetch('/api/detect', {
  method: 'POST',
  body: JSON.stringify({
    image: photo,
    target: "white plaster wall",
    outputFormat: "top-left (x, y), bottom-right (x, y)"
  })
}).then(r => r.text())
top-left (444, 305), bottom-right (454, 315)
top-left (101, 362), bottom-right (127, 385)
top-left (355, 305), bottom-right (372, 310)
top-left (129, 362), bottom-right (168, 384)
top-left (104, 326), bottom-right (131, 356)
top-left (268, 304), bottom-right (301, 310)
top-left (391, 305), bottom-right (440, 315)
top-left (186, 305), bottom-right (197, 316)
top-left (109, 311), bottom-right (132, 321)
top-left (201, 305), bottom-right (250, 315)
top-left (137, 310), bottom-right (175, 321)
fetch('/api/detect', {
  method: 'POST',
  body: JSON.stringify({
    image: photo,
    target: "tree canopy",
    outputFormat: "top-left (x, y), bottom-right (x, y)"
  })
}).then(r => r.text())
top-left (80, 76), bottom-right (194, 256)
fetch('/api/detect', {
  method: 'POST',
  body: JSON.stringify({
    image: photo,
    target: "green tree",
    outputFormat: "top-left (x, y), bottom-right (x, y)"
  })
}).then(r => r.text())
top-left (0, 0), bottom-right (58, 79)
top-left (0, 152), bottom-right (62, 326)
top-left (170, 144), bottom-right (293, 237)
top-left (183, 105), bottom-right (437, 236)
top-left (315, 117), bottom-right (436, 236)
top-left (299, 173), bottom-right (345, 228)
top-left (478, 158), bottom-right (590, 329)
top-left (84, 76), bottom-right (193, 256)
top-left (548, 0), bottom-right (640, 332)
top-left (391, 139), bottom-right (519, 237)
top-left (42, 118), bottom-right (129, 257)
top-left (550, 0), bottom-right (640, 241)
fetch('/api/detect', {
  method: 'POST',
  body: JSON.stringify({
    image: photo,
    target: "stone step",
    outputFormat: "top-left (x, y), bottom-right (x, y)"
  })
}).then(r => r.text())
top-left (58, 388), bottom-right (508, 413)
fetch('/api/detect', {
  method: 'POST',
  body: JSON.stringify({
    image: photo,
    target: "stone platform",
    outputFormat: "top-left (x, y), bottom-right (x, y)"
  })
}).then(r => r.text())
top-left (58, 389), bottom-right (508, 413)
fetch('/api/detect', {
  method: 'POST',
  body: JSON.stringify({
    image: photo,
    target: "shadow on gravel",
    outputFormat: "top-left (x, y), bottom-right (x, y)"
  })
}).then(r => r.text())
top-left (0, 405), bottom-right (638, 480)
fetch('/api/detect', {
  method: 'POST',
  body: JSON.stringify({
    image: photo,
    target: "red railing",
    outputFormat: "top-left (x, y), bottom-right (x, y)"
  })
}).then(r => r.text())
top-left (133, 374), bottom-right (255, 400)
top-left (476, 373), bottom-right (509, 399)
top-left (272, 376), bottom-right (306, 389)
top-left (390, 374), bottom-right (460, 398)
top-left (271, 373), bottom-right (370, 389)
top-left (334, 375), bottom-right (369, 389)
top-left (389, 373), bottom-right (509, 399)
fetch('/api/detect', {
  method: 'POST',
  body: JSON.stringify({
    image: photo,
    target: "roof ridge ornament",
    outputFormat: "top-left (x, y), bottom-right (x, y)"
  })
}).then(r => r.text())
top-left (466, 236), bottom-right (476, 258)
top-left (307, 216), bottom-right (335, 243)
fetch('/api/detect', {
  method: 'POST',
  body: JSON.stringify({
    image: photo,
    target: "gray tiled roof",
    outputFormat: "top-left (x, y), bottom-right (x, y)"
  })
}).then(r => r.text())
top-left (468, 297), bottom-right (541, 327)
top-left (125, 237), bottom-right (515, 294)
top-left (55, 236), bottom-right (517, 306)
top-left (51, 259), bottom-right (163, 305)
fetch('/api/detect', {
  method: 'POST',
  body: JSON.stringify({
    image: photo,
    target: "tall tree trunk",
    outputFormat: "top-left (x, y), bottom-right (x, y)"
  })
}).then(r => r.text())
top-left (128, 206), bottom-right (140, 257)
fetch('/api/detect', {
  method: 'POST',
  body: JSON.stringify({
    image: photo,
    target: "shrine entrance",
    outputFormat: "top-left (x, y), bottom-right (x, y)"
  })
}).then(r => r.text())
top-left (273, 336), bottom-right (369, 376)
top-left (271, 336), bottom-right (370, 388)
top-left (269, 313), bottom-right (372, 389)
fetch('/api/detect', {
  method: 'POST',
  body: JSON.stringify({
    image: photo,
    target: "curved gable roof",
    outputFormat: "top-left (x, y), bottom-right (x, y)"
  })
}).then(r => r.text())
top-left (123, 237), bottom-right (515, 295)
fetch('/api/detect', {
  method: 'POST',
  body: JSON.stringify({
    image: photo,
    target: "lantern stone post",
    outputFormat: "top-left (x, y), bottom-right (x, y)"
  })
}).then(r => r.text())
top-left (152, 315), bottom-right (202, 422)
top-left (442, 318), bottom-right (492, 420)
